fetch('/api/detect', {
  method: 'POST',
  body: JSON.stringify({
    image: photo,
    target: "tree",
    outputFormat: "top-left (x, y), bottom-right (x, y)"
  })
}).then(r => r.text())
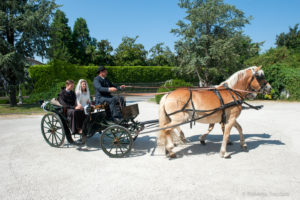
top-left (148, 43), bottom-right (177, 66)
top-left (71, 17), bottom-right (91, 65)
top-left (48, 9), bottom-right (72, 62)
top-left (114, 36), bottom-right (147, 66)
top-left (172, 0), bottom-right (259, 86)
top-left (0, 0), bottom-right (58, 106)
top-left (276, 24), bottom-right (300, 51)
top-left (94, 39), bottom-right (114, 66)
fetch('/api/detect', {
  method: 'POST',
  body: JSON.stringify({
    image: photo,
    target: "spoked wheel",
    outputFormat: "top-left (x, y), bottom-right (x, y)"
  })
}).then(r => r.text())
top-left (100, 125), bottom-right (133, 158)
top-left (41, 113), bottom-right (65, 147)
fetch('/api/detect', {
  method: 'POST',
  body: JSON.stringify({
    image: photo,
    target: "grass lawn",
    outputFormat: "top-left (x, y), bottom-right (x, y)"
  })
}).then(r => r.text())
top-left (0, 104), bottom-right (44, 114)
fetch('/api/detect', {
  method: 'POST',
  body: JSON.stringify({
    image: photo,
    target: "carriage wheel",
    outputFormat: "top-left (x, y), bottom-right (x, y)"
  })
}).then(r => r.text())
top-left (100, 125), bottom-right (133, 158)
top-left (41, 113), bottom-right (65, 147)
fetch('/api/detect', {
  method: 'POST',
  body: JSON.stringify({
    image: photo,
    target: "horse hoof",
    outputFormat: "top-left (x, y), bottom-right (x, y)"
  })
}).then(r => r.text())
top-left (224, 153), bottom-right (231, 159)
top-left (169, 152), bottom-right (177, 158)
top-left (165, 149), bottom-right (170, 157)
top-left (220, 152), bottom-right (231, 159)
top-left (200, 140), bottom-right (206, 145)
top-left (241, 145), bottom-right (248, 152)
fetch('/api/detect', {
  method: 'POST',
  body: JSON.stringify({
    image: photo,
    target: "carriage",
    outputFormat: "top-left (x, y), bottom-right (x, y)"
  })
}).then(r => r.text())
top-left (40, 99), bottom-right (153, 158)
top-left (41, 66), bottom-right (272, 159)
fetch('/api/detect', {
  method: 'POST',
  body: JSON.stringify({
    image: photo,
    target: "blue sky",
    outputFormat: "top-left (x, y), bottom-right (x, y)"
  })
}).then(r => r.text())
top-left (55, 0), bottom-right (300, 54)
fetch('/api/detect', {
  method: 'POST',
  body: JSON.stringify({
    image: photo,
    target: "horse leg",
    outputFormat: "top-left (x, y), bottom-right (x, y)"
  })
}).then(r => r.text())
top-left (200, 123), bottom-right (215, 145)
top-left (175, 127), bottom-right (187, 143)
top-left (162, 129), bottom-right (176, 158)
top-left (220, 119), bottom-right (235, 158)
top-left (222, 123), bottom-right (233, 145)
top-left (233, 121), bottom-right (247, 151)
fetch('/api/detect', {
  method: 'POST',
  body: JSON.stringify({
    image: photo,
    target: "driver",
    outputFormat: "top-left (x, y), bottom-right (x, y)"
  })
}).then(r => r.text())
top-left (93, 66), bottom-right (126, 123)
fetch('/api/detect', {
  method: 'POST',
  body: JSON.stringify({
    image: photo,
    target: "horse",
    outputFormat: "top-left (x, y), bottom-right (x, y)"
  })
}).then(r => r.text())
top-left (158, 66), bottom-right (272, 158)
top-left (199, 67), bottom-right (272, 145)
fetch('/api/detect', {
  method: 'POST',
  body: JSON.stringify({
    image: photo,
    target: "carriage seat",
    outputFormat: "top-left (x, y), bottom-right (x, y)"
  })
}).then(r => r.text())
top-left (50, 98), bottom-right (63, 107)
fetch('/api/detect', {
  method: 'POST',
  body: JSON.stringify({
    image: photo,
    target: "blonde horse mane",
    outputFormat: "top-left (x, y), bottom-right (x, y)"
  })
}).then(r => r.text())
top-left (220, 66), bottom-right (262, 88)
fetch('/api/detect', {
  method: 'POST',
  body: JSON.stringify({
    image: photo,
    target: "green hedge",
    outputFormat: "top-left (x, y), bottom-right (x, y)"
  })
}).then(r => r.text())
top-left (29, 62), bottom-right (178, 87)
top-left (27, 60), bottom-right (180, 103)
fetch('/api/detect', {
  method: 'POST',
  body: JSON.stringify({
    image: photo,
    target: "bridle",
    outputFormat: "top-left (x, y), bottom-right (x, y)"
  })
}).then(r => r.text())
top-left (247, 68), bottom-right (268, 95)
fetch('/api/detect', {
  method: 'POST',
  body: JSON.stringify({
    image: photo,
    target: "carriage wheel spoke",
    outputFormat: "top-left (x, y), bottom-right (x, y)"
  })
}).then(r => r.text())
top-left (46, 115), bottom-right (52, 125)
top-left (53, 133), bottom-right (58, 145)
top-left (53, 125), bottom-right (62, 130)
top-left (51, 133), bottom-right (54, 144)
top-left (44, 126), bottom-right (51, 133)
top-left (118, 146), bottom-right (124, 154)
top-left (105, 134), bottom-right (114, 139)
top-left (119, 143), bottom-right (129, 150)
top-left (46, 132), bottom-right (52, 140)
top-left (51, 114), bottom-right (54, 125)
top-left (55, 130), bottom-right (63, 135)
top-left (54, 133), bottom-right (62, 142)
top-left (44, 120), bottom-right (52, 128)
top-left (108, 145), bottom-right (115, 153)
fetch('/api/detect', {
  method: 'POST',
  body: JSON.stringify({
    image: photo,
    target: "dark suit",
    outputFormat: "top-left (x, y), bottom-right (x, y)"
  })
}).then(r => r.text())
top-left (93, 76), bottom-right (125, 119)
top-left (58, 88), bottom-right (85, 134)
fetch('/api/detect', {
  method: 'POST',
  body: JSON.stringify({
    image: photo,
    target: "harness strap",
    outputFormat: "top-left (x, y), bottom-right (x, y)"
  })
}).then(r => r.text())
top-left (190, 88), bottom-right (196, 128)
top-left (166, 89), bottom-right (192, 116)
top-left (212, 88), bottom-right (226, 124)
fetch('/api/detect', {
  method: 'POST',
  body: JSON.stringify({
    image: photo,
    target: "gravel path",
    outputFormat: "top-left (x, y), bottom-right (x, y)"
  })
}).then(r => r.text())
top-left (0, 101), bottom-right (299, 200)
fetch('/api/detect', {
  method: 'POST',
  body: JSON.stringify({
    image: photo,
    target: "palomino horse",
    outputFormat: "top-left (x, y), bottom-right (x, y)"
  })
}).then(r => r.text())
top-left (158, 66), bottom-right (272, 158)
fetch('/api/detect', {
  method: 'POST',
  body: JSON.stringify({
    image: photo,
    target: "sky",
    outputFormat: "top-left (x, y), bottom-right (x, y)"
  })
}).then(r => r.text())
top-left (45, 0), bottom-right (300, 61)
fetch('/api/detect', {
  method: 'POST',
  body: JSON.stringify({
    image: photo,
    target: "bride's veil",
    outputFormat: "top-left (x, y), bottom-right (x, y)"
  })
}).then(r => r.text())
top-left (75, 79), bottom-right (91, 101)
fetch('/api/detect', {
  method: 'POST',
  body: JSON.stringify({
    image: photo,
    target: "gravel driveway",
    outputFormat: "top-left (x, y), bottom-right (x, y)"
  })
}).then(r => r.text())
top-left (0, 100), bottom-right (300, 200)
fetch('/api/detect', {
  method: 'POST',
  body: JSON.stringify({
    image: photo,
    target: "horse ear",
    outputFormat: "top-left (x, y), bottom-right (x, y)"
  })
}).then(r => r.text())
top-left (255, 66), bottom-right (262, 72)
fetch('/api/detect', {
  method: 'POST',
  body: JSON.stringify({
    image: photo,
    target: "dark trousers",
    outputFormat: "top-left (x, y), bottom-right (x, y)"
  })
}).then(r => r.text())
top-left (96, 96), bottom-right (125, 119)
top-left (67, 109), bottom-right (86, 134)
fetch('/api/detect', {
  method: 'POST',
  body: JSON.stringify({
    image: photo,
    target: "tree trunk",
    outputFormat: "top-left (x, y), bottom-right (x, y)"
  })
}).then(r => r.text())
top-left (9, 86), bottom-right (17, 107)
top-left (195, 67), bottom-right (205, 87)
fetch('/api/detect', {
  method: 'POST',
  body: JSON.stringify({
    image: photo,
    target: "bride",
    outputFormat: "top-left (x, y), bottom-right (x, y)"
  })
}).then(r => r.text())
top-left (75, 79), bottom-right (91, 109)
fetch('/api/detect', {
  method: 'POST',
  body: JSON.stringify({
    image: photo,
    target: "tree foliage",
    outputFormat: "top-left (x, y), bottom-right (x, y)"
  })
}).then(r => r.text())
top-left (276, 24), bottom-right (300, 51)
top-left (114, 36), bottom-right (147, 66)
top-left (0, 0), bottom-right (58, 106)
top-left (71, 17), bottom-right (92, 65)
top-left (148, 43), bottom-right (177, 66)
top-left (48, 9), bottom-right (72, 62)
top-left (91, 39), bottom-right (114, 66)
top-left (172, 0), bottom-right (259, 86)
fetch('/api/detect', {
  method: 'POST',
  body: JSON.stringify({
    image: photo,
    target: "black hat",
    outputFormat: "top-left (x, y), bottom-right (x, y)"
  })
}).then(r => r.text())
top-left (97, 66), bottom-right (106, 74)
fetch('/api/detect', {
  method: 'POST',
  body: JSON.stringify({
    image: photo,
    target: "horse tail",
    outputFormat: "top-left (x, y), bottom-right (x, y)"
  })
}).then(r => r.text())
top-left (159, 94), bottom-right (170, 127)
top-left (157, 94), bottom-right (172, 150)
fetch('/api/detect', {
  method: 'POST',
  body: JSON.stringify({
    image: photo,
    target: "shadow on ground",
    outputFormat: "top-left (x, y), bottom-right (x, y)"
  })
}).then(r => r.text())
top-left (173, 133), bottom-right (285, 158)
top-left (62, 132), bottom-right (284, 159)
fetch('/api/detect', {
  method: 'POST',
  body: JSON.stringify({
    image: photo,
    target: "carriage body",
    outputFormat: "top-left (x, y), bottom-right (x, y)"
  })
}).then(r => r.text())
top-left (40, 99), bottom-right (144, 157)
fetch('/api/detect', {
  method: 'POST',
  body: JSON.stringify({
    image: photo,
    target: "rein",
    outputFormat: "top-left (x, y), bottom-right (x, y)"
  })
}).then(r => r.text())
top-left (120, 86), bottom-right (262, 97)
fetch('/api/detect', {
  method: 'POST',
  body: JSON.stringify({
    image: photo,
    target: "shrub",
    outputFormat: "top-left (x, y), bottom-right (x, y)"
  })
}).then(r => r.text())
top-left (155, 79), bottom-right (193, 104)
top-left (0, 99), bottom-right (9, 104)
top-left (24, 82), bottom-right (65, 104)
top-left (264, 65), bottom-right (300, 100)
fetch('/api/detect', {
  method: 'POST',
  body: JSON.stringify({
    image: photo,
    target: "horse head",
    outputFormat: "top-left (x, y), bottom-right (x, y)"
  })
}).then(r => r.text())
top-left (246, 66), bottom-right (272, 99)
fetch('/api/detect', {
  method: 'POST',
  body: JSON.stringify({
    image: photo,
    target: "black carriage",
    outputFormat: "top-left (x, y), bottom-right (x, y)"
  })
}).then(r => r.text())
top-left (40, 99), bottom-right (145, 158)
